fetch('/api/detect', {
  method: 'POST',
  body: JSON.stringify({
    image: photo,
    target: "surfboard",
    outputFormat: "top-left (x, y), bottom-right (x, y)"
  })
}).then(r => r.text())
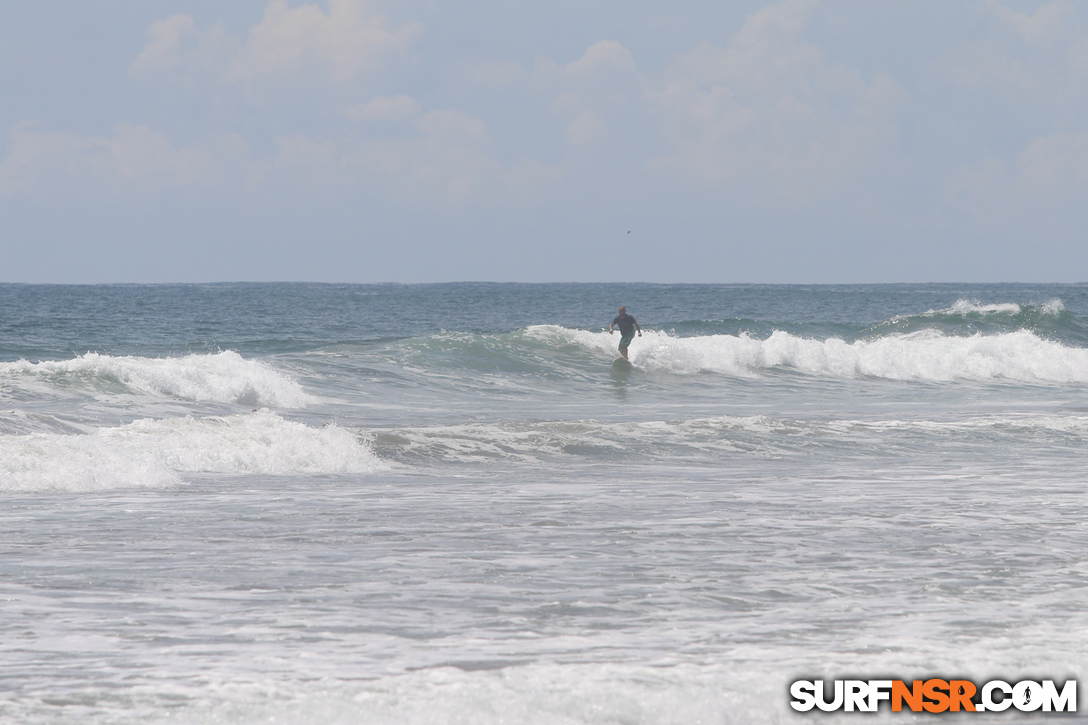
top-left (612, 357), bottom-right (632, 370)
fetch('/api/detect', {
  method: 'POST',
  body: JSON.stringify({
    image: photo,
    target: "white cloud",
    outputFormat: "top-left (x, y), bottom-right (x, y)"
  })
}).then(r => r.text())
top-left (936, 0), bottom-right (1088, 222)
top-left (644, 0), bottom-right (904, 204)
top-left (274, 134), bottom-right (339, 169)
top-left (454, 19), bottom-right (904, 199)
top-left (463, 60), bottom-right (527, 88)
top-left (209, 108), bottom-right (561, 203)
top-left (1019, 131), bottom-right (1088, 189)
top-left (347, 95), bottom-right (421, 121)
top-left (985, 0), bottom-right (1080, 47)
top-left (565, 40), bottom-right (635, 76)
top-left (565, 110), bottom-right (606, 146)
top-left (0, 124), bottom-right (220, 196)
top-left (941, 1), bottom-right (1088, 96)
top-left (228, 0), bottom-right (419, 83)
top-left (339, 107), bottom-right (565, 203)
top-left (0, 106), bottom-right (557, 206)
top-left (130, 14), bottom-right (197, 76)
top-left (97, 125), bottom-right (218, 185)
top-left (130, 0), bottom-right (419, 87)
top-left (465, 40), bottom-right (636, 90)
top-left (0, 127), bottom-right (94, 195)
top-left (460, 40), bottom-right (640, 158)
top-left (341, 109), bottom-right (561, 203)
top-left (947, 130), bottom-right (1088, 220)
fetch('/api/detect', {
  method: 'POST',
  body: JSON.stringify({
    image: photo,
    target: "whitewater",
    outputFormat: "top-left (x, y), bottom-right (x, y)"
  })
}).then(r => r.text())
top-left (2, 282), bottom-right (1087, 724)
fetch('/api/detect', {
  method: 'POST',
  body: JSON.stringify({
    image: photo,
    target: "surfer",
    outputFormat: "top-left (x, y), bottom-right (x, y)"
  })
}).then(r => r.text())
top-left (609, 306), bottom-right (642, 360)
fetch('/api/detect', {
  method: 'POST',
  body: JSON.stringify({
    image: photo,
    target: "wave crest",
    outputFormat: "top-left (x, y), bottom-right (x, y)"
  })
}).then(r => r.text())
top-left (940, 298), bottom-right (1065, 317)
top-left (932, 299), bottom-right (1022, 316)
top-left (528, 325), bottom-right (1088, 382)
top-left (0, 351), bottom-right (312, 407)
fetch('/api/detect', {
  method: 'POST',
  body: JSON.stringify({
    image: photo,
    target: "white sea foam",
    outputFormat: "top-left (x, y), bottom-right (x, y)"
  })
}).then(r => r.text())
top-left (1040, 298), bottom-right (1066, 315)
top-left (166, 663), bottom-right (756, 725)
top-left (530, 325), bottom-right (1088, 382)
top-left (91, 651), bottom-right (1077, 725)
top-left (374, 416), bottom-right (785, 463)
top-left (924, 297), bottom-right (1064, 317)
top-left (374, 413), bottom-right (1088, 466)
top-left (0, 351), bottom-right (312, 407)
top-left (0, 410), bottom-right (381, 491)
top-left (932, 299), bottom-right (1022, 316)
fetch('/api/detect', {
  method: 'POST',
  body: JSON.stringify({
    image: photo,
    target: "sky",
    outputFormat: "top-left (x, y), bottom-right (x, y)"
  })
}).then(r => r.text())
top-left (2, 0), bottom-right (1087, 283)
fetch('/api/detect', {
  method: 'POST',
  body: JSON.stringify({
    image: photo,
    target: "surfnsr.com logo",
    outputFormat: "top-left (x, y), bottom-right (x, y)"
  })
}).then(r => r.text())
top-left (789, 679), bottom-right (1077, 713)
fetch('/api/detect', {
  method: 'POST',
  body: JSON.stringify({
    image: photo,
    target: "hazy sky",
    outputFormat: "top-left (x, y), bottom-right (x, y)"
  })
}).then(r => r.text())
top-left (2, 0), bottom-right (1086, 283)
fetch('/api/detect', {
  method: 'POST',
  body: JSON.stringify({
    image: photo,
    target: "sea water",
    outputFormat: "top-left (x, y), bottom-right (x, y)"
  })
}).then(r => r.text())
top-left (1, 282), bottom-right (1087, 723)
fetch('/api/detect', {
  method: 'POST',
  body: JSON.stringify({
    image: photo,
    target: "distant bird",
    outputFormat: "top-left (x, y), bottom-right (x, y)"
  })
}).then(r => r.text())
top-left (627, 230), bottom-right (631, 234)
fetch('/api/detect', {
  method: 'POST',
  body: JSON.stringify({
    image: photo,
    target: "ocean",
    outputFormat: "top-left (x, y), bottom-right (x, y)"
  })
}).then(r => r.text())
top-left (1, 282), bottom-right (1086, 723)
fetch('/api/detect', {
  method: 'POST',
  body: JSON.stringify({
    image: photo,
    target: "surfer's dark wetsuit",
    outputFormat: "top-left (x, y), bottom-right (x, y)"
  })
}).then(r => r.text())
top-left (609, 307), bottom-right (642, 360)
top-left (612, 314), bottom-right (638, 337)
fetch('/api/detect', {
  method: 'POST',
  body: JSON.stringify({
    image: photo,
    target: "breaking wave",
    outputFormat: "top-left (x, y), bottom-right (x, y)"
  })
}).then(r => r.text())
top-left (527, 325), bottom-right (1088, 382)
top-left (0, 410), bottom-right (381, 491)
top-left (927, 298), bottom-right (1064, 317)
top-left (0, 351), bottom-right (312, 407)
